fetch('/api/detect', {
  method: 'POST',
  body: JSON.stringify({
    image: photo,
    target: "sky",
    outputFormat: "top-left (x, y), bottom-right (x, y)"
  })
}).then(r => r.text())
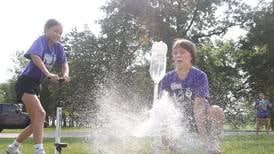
top-left (0, 0), bottom-right (107, 83)
top-left (0, 0), bottom-right (268, 83)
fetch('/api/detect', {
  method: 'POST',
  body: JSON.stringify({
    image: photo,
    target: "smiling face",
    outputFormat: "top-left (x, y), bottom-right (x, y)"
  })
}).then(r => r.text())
top-left (172, 47), bottom-right (193, 69)
top-left (45, 24), bottom-right (63, 44)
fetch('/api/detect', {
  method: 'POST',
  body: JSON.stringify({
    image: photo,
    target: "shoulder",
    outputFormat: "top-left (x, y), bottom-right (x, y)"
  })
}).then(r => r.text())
top-left (191, 67), bottom-right (208, 79)
top-left (161, 70), bottom-right (176, 85)
top-left (53, 42), bottom-right (65, 56)
top-left (54, 41), bottom-right (64, 50)
top-left (32, 35), bottom-right (47, 46)
top-left (163, 70), bottom-right (176, 79)
top-left (166, 70), bottom-right (176, 76)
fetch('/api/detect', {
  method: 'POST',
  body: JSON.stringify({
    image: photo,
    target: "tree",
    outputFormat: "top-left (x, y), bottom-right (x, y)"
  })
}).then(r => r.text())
top-left (97, 0), bottom-right (252, 106)
top-left (0, 51), bottom-right (28, 104)
top-left (239, 0), bottom-right (274, 95)
top-left (238, 0), bottom-right (274, 128)
top-left (197, 40), bottom-right (254, 128)
top-left (57, 28), bottom-right (106, 126)
top-left (98, 0), bottom-right (154, 108)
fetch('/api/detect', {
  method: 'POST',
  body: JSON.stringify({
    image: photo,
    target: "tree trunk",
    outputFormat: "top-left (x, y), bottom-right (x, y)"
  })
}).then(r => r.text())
top-left (52, 117), bottom-right (56, 127)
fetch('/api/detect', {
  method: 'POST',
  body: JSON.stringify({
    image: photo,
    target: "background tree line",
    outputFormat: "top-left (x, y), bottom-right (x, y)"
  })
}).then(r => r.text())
top-left (0, 0), bottom-right (273, 129)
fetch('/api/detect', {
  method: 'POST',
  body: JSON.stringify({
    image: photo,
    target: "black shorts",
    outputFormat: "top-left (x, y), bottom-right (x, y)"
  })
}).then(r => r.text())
top-left (15, 75), bottom-right (41, 103)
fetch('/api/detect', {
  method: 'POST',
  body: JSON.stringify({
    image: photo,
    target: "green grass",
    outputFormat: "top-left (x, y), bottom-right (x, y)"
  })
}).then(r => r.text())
top-left (1, 135), bottom-right (274, 154)
top-left (0, 137), bottom-right (204, 154)
top-left (221, 135), bottom-right (274, 154)
top-left (0, 138), bottom-right (92, 154)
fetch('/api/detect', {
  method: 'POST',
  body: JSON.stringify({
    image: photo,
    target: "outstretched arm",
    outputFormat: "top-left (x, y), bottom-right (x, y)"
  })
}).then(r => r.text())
top-left (62, 62), bottom-right (70, 83)
top-left (268, 101), bottom-right (272, 108)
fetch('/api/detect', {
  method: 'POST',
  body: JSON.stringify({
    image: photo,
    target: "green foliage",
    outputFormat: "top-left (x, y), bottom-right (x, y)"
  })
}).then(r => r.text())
top-left (198, 40), bottom-right (254, 128)
top-left (0, 82), bottom-right (16, 103)
top-left (2, 0), bottom-right (269, 129)
top-left (0, 50), bottom-right (27, 103)
top-left (239, 1), bottom-right (274, 96)
top-left (55, 29), bottom-right (104, 125)
top-left (237, 1), bottom-right (274, 128)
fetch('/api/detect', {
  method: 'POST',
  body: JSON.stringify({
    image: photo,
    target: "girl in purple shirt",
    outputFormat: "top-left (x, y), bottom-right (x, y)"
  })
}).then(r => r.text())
top-left (160, 39), bottom-right (224, 153)
top-left (7, 19), bottom-right (70, 154)
top-left (255, 93), bottom-right (272, 135)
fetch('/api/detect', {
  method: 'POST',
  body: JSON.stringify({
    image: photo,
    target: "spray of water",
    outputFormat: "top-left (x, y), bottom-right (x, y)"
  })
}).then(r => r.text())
top-left (87, 83), bottom-right (209, 153)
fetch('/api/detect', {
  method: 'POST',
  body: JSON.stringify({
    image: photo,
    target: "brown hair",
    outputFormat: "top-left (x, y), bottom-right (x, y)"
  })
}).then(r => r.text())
top-left (44, 19), bottom-right (62, 33)
top-left (172, 38), bottom-right (197, 64)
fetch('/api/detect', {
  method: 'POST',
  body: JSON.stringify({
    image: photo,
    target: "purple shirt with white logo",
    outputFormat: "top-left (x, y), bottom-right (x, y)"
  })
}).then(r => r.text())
top-left (160, 67), bottom-right (210, 101)
top-left (21, 35), bottom-right (67, 81)
top-left (255, 99), bottom-right (272, 118)
top-left (160, 67), bottom-right (210, 131)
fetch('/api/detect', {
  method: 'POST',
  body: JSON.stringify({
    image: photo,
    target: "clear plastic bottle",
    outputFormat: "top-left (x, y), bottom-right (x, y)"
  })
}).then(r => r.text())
top-left (149, 41), bottom-right (168, 83)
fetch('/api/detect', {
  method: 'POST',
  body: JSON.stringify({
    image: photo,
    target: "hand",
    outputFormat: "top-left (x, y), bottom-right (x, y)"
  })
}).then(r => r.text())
top-left (47, 73), bottom-right (59, 82)
top-left (62, 75), bottom-right (70, 84)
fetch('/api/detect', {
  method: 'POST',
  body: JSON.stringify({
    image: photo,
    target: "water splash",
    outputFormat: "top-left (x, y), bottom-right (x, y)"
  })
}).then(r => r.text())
top-left (88, 85), bottom-right (206, 153)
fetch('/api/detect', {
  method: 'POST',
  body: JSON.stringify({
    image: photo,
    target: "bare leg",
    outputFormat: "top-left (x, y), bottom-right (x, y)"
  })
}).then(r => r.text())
top-left (193, 99), bottom-right (208, 144)
top-left (207, 105), bottom-right (224, 153)
top-left (266, 118), bottom-right (270, 135)
top-left (208, 105), bottom-right (224, 137)
top-left (16, 98), bottom-right (34, 143)
top-left (256, 118), bottom-right (259, 135)
top-left (19, 93), bottom-right (46, 144)
top-left (16, 125), bottom-right (33, 143)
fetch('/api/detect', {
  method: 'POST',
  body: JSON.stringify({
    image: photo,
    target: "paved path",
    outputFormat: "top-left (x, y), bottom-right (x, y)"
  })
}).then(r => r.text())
top-left (0, 132), bottom-right (90, 138)
top-left (223, 131), bottom-right (272, 136)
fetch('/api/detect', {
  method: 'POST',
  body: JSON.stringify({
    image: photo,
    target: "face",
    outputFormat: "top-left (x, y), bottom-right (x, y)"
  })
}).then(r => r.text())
top-left (259, 93), bottom-right (265, 99)
top-left (45, 24), bottom-right (63, 43)
top-left (172, 47), bottom-right (193, 69)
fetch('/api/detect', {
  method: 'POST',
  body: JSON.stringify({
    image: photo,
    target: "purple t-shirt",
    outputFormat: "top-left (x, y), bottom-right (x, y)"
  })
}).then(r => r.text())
top-left (255, 99), bottom-right (272, 118)
top-left (160, 67), bottom-right (210, 130)
top-left (160, 67), bottom-right (210, 102)
top-left (21, 35), bottom-right (67, 81)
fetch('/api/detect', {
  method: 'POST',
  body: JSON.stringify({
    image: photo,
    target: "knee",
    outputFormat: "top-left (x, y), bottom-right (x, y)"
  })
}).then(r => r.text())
top-left (34, 109), bottom-right (46, 120)
top-left (208, 105), bottom-right (224, 121)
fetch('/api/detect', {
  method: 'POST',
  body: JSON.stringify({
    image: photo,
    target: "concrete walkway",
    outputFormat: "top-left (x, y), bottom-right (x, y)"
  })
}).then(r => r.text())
top-left (0, 132), bottom-right (90, 138)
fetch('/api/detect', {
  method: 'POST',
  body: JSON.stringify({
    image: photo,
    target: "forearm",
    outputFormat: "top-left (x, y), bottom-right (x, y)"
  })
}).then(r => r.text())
top-left (31, 55), bottom-right (50, 76)
top-left (193, 97), bottom-right (208, 144)
top-left (62, 63), bottom-right (69, 77)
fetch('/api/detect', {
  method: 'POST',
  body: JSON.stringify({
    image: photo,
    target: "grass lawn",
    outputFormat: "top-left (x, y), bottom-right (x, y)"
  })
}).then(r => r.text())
top-left (0, 138), bottom-right (92, 154)
top-left (0, 128), bottom-right (274, 154)
top-left (1, 135), bottom-right (274, 154)
top-left (221, 135), bottom-right (274, 154)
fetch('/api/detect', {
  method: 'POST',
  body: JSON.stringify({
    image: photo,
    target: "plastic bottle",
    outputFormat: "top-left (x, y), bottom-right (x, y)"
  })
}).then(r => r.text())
top-left (149, 41), bottom-right (168, 83)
